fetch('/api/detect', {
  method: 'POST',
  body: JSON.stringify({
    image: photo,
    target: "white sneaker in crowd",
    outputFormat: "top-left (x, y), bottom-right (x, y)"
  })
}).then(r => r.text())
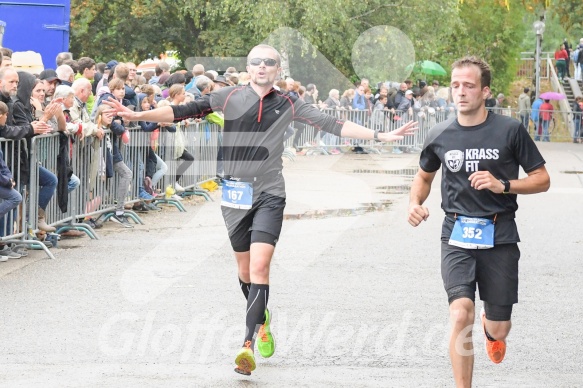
top-left (174, 182), bottom-right (185, 193)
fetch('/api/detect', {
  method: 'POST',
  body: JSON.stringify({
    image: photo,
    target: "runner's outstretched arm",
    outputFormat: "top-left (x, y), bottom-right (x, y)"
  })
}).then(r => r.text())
top-left (340, 120), bottom-right (418, 142)
top-left (103, 97), bottom-right (175, 123)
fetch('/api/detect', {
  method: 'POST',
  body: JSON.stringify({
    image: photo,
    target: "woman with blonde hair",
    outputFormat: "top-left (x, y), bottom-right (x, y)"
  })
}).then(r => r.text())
top-left (340, 88), bottom-right (354, 110)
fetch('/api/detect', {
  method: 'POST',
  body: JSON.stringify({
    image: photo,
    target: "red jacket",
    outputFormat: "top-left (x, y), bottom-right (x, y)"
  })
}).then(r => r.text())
top-left (540, 102), bottom-right (554, 121)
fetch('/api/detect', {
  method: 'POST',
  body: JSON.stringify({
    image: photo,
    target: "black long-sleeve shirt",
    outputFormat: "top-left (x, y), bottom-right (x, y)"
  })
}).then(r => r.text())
top-left (171, 85), bottom-right (344, 180)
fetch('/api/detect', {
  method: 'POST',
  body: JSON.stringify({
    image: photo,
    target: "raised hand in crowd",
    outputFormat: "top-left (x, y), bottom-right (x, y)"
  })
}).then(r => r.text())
top-left (41, 98), bottom-right (63, 119)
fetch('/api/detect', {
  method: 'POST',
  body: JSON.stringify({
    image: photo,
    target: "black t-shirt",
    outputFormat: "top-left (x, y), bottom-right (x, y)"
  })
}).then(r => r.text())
top-left (420, 112), bottom-right (546, 243)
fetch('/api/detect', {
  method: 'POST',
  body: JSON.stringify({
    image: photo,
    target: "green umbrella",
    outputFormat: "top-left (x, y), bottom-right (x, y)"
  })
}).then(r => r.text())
top-left (406, 60), bottom-right (447, 76)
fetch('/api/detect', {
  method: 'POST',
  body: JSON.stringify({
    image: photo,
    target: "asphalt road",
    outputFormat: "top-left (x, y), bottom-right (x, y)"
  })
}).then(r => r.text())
top-left (0, 142), bottom-right (581, 387)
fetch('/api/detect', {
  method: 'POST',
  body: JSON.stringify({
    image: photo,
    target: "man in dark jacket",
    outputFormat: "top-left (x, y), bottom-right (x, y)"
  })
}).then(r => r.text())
top-left (0, 68), bottom-right (52, 140)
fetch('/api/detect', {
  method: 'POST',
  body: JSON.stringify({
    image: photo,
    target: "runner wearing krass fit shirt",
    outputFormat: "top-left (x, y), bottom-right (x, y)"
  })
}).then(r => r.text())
top-left (408, 56), bottom-right (550, 387)
top-left (106, 44), bottom-right (419, 377)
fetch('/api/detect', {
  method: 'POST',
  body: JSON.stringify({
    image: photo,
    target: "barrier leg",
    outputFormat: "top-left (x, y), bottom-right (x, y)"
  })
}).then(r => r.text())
top-left (154, 198), bottom-right (187, 212)
top-left (56, 223), bottom-right (99, 240)
top-left (4, 238), bottom-right (56, 260)
top-left (183, 189), bottom-right (213, 202)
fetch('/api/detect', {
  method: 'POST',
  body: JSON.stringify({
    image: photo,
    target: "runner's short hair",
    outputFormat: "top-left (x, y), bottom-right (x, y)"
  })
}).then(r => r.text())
top-left (451, 56), bottom-right (491, 89)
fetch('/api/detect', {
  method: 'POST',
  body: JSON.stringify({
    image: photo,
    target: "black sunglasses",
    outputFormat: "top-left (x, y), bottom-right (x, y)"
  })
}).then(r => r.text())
top-left (248, 58), bottom-right (278, 67)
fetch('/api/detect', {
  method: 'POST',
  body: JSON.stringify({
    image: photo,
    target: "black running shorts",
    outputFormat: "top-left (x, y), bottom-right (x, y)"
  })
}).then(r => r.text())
top-left (441, 241), bottom-right (520, 306)
top-left (221, 191), bottom-right (286, 252)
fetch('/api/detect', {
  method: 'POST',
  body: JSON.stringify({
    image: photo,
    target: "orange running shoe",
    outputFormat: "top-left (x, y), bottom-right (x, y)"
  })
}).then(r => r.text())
top-left (234, 340), bottom-right (256, 376)
top-left (481, 309), bottom-right (506, 364)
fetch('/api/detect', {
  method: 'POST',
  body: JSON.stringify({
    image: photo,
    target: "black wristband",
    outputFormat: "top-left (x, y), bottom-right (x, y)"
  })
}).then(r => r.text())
top-left (499, 179), bottom-right (510, 194)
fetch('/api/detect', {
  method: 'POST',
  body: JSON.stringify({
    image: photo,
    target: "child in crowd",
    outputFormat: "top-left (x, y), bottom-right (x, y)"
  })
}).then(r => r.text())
top-left (137, 94), bottom-right (168, 199)
top-left (95, 104), bottom-right (133, 227)
top-left (107, 80), bottom-right (156, 204)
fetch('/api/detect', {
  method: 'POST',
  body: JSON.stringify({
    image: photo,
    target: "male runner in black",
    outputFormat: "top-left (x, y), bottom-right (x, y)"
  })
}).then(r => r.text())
top-left (107, 44), bottom-right (418, 376)
top-left (408, 56), bottom-right (550, 387)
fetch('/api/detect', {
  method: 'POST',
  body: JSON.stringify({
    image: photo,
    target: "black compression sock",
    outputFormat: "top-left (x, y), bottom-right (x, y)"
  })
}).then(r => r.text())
top-left (485, 329), bottom-right (497, 342)
top-left (243, 283), bottom-right (269, 347)
top-left (239, 277), bottom-right (251, 300)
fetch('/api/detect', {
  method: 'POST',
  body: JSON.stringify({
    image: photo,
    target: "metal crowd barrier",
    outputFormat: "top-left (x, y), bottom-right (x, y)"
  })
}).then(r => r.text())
top-left (0, 119), bottom-right (227, 259)
top-left (488, 106), bottom-right (581, 142)
top-left (157, 121), bottom-right (220, 202)
top-left (0, 139), bottom-right (54, 257)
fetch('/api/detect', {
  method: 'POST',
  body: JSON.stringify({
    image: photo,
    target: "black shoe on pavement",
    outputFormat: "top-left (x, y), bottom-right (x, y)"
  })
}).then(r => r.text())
top-left (110, 214), bottom-right (134, 228)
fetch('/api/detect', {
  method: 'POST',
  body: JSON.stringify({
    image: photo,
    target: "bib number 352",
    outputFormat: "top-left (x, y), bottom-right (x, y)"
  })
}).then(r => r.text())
top-left (448, 216), bottom-right (494, 249)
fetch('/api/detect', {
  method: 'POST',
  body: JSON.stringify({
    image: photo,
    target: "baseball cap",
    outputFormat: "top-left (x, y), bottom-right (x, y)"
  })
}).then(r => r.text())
top-left (39, 69), bottom-right (59, 82)
top-left (405, 90), bottom-right (413, 95)
top-left (214, 75), bottom-right (230, 86)
top-left (105, 60), bottom-right (119, 70)
top-left (497, 93), bottom-right (505, 99)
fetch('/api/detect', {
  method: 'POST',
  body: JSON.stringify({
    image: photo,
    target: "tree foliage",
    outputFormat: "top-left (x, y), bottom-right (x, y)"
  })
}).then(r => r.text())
top-left (70, 0), bottom-right (539, 94)
top-left (441, 0), bottom-right (528, 94)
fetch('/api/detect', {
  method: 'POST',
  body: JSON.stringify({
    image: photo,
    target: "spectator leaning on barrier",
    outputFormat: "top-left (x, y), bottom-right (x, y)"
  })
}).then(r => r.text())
top-left (12, 71), bottom-right (65, 233)
top-left (137, 93), bottom-right (168, 202)
top-left (391, 82), bottom-right (407, 109)
top-left (0, 100), bottom-right (24, 260)
top-left (70, 78), bottom-right (105, 229)
top-left (352, 84), bottom-right (366, 110)
top-left (75, 57), bottom-right (97, 114)
top-left (39, 69), bottom-right (61, 104)
top-left (51, 85), bottom-right (85, 238)
top-left (304, 83), bottom-right (318, 105)
top-left (104, 43), bottom-right (419, 377)
top-left (95, 104), bottom-right (133, 227)
top-left (0, 68), bottom-right (53, 147)
top-left (339, 88), bottom-right (354, 110)
top-left (164, 87), bottom-right (194, 192)
top-left (56, 65), bottom-right (75, 87)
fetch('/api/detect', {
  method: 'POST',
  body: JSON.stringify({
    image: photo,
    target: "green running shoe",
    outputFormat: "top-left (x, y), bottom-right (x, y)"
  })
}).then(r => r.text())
top-left (257, 309), bottom-right (275, 358)
top-left (234, 340), bottom-right (256, 375)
